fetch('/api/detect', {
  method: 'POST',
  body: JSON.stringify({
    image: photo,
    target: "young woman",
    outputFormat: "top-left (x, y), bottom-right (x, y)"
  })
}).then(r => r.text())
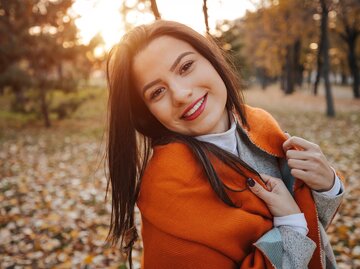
top-left (105, 20), bottom-right (344, 269)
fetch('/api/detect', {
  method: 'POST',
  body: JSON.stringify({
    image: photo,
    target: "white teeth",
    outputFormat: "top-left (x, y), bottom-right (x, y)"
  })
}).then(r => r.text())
top-left (184, 96), bottom-right (205, 117)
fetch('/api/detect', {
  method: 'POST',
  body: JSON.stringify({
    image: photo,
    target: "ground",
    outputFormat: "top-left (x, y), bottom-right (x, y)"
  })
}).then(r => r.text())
top-left (0, 84), bottom-right (359, 268)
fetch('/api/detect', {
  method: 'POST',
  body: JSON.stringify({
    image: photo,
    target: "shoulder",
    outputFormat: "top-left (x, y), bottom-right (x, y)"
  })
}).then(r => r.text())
top-left (140, 142), bottom-right (204, 188)
top-left (237, 105), bottom-right (287, 157)
top-left (146, 142), bottom-right (199, 175)
top-left (137, 141), bottom-right (207, 210)
top-left (242, 104), bottom-right (283, 132)
top-left (150, 142), bottom-right (198, 168)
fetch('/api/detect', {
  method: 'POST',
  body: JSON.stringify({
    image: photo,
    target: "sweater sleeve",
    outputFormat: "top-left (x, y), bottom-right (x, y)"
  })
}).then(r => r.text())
top-left (314, 167), bottom-right (343, 197)
top-left (273, 213), bottom-right (308, 235)
top-left (253, 226), bottom-right (316, 269)
top-left (312, 189), bottom-right (344, 230)
top-left (311, 172), bottom-right (345, 230)
top-left (278, 227), bottom-right (316, 268)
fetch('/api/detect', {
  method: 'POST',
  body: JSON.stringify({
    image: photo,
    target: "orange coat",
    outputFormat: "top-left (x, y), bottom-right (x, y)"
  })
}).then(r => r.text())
top-left (137, 105), bottom-right (322, 268)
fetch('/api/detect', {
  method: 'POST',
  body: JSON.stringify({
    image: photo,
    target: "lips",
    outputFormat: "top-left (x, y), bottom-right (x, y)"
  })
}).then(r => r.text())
top-left (181, 93), bottom-right (208, 120)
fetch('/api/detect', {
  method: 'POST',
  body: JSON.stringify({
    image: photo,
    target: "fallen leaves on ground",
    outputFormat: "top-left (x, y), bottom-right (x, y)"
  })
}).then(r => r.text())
top-left (0, 132), bottom-right (139, 268)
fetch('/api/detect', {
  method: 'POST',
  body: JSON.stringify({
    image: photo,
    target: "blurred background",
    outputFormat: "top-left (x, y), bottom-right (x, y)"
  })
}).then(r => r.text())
top-left (0, 0), bottom-right (359, 268)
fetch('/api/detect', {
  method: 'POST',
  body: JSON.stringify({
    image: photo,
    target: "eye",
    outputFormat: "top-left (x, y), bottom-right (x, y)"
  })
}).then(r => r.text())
top-left (179, 60), bottom-right (194, 75)
top-left (150, 87), bottom-right (165, 100)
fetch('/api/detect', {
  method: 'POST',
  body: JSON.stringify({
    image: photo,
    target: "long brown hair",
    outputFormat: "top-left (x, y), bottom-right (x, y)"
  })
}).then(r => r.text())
top-left (105, 20), bottom-right (258, 268)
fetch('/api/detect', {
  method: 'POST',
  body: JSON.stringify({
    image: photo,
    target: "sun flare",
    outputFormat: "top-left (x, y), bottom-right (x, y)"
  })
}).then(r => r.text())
top-left (71, 0), bottom-right (256, 53)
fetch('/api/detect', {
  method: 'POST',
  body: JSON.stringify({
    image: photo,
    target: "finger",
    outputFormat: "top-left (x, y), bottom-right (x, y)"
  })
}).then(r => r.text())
top-left (260, 173), bottom-right (283, 191)
top-left (283, 136), bottom-right (316, 152)
top-left (259, 173), bottom-right (282, 183)
top-left (286, 149), bottom-right (312, 160)
top-left (247, 178), bottom-right (271, 202)
top-left (259, 173), bottom-right (271, 184)
top-left (259, 173), bottom-right (274, 190)
top-left (290, 168), bottom-right (308, 181)
top-left (284, 131), bottom-right (291, 139)
top-left (287, 158), bottom-right (313, 170)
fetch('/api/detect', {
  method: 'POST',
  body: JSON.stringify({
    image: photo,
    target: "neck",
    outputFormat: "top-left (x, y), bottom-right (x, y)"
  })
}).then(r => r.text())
top-left (194, 111), bottom-right (238, 155)
top-left (218, 108), bottom-right (230, 133)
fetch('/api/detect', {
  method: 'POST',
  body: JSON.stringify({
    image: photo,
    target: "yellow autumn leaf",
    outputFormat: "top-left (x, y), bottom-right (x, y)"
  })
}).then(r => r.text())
top-left (83, 255), bottom-right (94, 265)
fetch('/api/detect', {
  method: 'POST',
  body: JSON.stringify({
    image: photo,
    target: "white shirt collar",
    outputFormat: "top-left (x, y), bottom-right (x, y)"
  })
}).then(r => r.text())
top-left (195, 112), bottom-right (238, 155)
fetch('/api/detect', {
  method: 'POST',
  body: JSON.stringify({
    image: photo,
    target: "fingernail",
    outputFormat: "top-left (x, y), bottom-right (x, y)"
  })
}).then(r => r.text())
top-left (284, 131), bottom-right (289, 134)
top-left (246, 178), bottom-right (255, 187)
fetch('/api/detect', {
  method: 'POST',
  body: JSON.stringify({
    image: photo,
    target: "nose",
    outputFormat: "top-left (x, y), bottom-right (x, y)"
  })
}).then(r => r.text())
top-left (169, 82), bottom-right (192, 106)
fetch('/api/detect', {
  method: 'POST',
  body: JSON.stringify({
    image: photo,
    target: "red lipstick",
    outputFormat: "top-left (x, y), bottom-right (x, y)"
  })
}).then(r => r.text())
top-left (181, 93), bottom-right (208, 121)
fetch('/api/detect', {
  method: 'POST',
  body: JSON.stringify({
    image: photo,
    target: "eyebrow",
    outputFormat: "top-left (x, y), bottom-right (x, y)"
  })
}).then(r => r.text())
top-left (142, 51), bottom-right (195, 95)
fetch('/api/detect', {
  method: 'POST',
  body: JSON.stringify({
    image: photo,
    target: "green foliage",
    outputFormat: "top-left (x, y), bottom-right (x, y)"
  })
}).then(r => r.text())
top-left (0, 110), bottom-right (38, 128)
top-left (0, 0), bottom-right (104, 126)
top-left (50, 90), bottom-right (97, 120)
top-left (0, 87), bottom-right (105, 128)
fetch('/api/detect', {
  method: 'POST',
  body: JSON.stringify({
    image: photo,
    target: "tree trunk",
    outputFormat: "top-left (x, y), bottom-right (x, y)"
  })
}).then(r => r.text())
top-left (257, 68), bottom-right (268, 90)
top-left (339, 58), bottom-right (348, 85)
top-left (203, 0), bottom-right (210, 36)
top-left (320, 0), bottom-right (335, 117)
top-left (150, 0), bottom-right (161, 20)
top-left (341, 72), bottom-right (347, 85)
top-left (313, 37), bottom-right (324, 95)
top-left (347, 34), bottom-right (360, 98)
top-left (12, 85), bottom-right (26, 112)
top-left (307, 70), bottom-right (312, 86)
top-left (281, 65), bottom-right (286, 91)
top-left (294, 39), bottom-right (303, 87)
top-left (337, 0), bottom-right (360, 98)
top-left (297, 65), bottom-right (304, 87)
top-left (40, 85), bottom-right (51, 127)
top-left (285, 44), bottom-right (295, 94)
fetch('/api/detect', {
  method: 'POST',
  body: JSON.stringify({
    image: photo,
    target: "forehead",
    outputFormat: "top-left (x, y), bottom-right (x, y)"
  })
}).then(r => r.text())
top-left (135, 35), bottom-right (194, 64)
top-left (132, 36), bottom-right (196, 87)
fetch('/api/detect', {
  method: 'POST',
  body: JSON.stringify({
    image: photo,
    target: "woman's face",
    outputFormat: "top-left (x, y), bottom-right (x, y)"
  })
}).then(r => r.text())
top-left (132, 35), bottom-right (229, 136)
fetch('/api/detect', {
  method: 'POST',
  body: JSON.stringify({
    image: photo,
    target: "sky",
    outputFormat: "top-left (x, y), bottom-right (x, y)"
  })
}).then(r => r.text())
top-left (71, 0), bottom-right (256, 52)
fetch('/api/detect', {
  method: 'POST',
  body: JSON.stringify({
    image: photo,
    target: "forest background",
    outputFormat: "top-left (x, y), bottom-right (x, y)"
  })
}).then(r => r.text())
top-left (0, 0), bottom-right (359, 268)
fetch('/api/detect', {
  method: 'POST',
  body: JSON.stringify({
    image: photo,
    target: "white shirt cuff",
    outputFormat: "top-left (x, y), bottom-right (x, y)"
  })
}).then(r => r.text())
top-left (274, 213), bottom-right (309, 235)
top-left (315, 167), bottom-right (343, 197)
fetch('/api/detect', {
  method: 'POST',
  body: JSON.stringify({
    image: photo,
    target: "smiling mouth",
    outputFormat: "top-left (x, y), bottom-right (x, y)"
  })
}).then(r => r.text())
top-left (181, 93), bottom-right (208, 120)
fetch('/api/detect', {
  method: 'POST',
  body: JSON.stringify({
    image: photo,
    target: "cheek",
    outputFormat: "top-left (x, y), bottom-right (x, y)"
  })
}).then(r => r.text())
top-left (209, 78), bottom-right (227, 102)
top-left (148, 102), bottom-right (171, 123)
top-left (202, 68), bottom-right (227, 96)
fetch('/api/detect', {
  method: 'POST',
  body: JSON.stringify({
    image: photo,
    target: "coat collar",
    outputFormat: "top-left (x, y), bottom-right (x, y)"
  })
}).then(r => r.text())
top-left (233, 105), bottom-right (287, 158)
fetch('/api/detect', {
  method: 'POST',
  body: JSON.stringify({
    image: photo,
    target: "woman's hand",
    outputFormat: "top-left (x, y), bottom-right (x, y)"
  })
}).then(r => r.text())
top-left (247, 174), bottom-right (301, 217)
top-left (282, 133), bottom-right (335, 192)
